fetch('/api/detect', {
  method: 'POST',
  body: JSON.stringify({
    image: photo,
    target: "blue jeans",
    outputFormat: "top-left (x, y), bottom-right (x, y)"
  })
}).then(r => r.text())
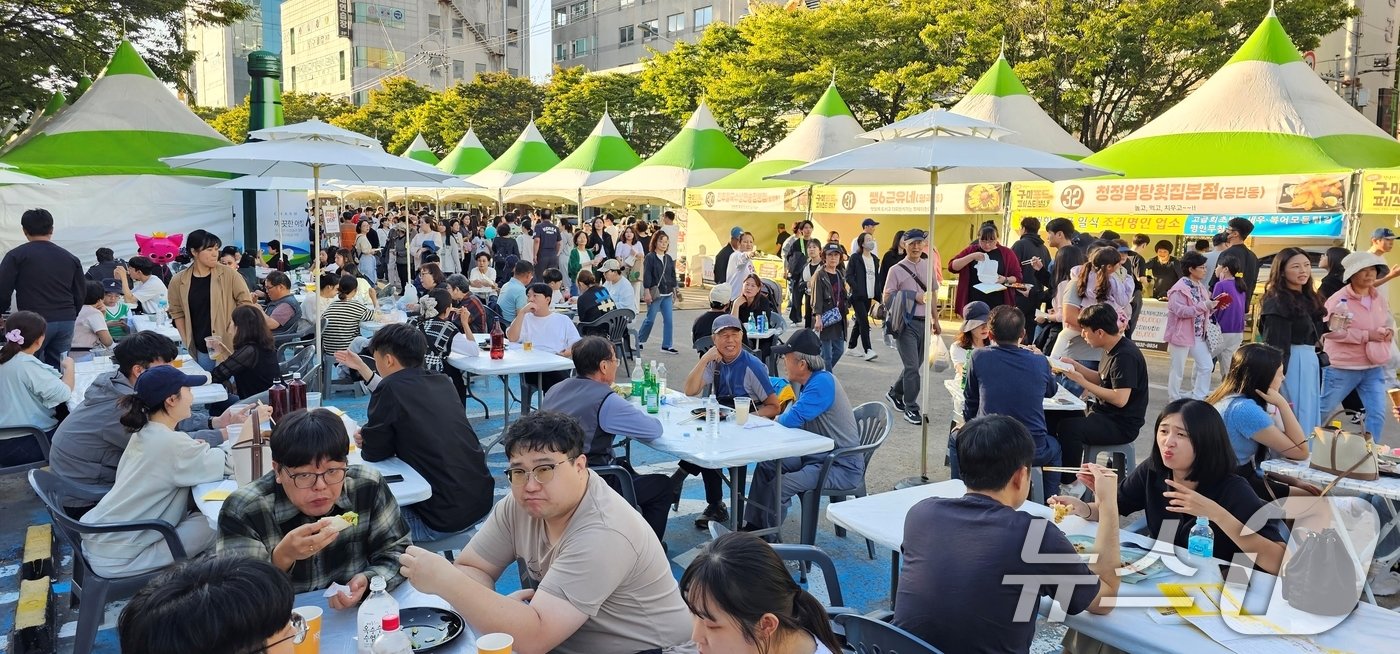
top-left (637, 293), bottom-right (673, 349)
top-left (1320, 366), bottom-right (1390, 440)
top-left (820, 337), bottom-right (845, 371)
top-left (401, 505), bottom-right (471, 543)
top-left (359, 254), bottom-right (377, 282)
top-left (40, 320), bottom-right (74, 368)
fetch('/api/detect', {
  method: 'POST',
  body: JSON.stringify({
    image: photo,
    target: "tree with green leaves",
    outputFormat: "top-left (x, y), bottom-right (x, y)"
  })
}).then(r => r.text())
top-left (539, 66), bottom-right (676, 157)
top-left (205, 91), bottom-right (356, 143)
top-left (330, 77), bottom-right (434, 153)
top-left (406, 72), bottom-right (544, 157)
top-left (0, 0), bottom-right (249, 126)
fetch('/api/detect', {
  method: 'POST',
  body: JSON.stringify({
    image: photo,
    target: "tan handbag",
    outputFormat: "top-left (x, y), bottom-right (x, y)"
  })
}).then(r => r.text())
top-left (1309, 410), bottom-right (1380, 481)
top-left (231, 425), bottom-right (273, 487)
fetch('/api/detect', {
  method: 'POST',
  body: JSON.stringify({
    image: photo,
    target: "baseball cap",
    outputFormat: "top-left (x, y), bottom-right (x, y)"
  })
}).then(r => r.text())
top-left (598, 259), bottom-right (623, 273)
top-left (712, 314), bottom-right (744, 335)
top-left (861, 218), bottom-right (880, 228)
top-left (772, 328), bottom-right (821, 356)
top-left (823, 243), bottom-right (843, 255)
top-left (1373, 227), bottom-right (1396, 240)
top-left (101, 278), bottom-right (121, 294)
top-left (903, 229), bottom-right (928, 243)
top-left (960, 301), bottom-right (991, 332)
top-left (709, 283), bottom-right (732, 304)
top-left (730, 227), bottom-right (744, 239)
top-left (133, 365), bottom-right (207, 408)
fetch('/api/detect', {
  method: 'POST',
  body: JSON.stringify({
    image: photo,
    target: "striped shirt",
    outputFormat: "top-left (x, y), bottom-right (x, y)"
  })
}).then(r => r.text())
top-left (216, 466), bottom-right (410, 594)
top-left (320, 299), bottom-right (372, 354)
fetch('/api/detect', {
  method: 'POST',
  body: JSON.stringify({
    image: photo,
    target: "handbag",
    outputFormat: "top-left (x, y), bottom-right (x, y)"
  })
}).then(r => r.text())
top-left (1281, 527), bottom-right (1360, 616)
top-left (1204, 317), bottom-right (1224, 355)
top-left (231, 426), bottom-right (272, 487)
top-left (1309, 409), bottom-right (1380, 481)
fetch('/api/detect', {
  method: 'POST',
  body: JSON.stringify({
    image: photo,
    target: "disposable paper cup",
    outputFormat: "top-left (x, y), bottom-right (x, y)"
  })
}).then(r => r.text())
top-left (734, 397), bottom-right (751, 426)
top-left (292, 605), bottom-right (322, 654)
top-left (476, 632), bottom-right (513, 654)
top-left (225, 424), bottom-right (243, 444)
top-left (306, 391), bottom-right (323, 409)
top-left (1390, 388), bottom-right (1400, 410)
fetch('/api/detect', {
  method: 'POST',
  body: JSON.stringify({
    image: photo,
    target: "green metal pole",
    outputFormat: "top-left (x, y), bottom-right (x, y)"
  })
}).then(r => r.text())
top-left (244, 51), bottom-right (285, 252)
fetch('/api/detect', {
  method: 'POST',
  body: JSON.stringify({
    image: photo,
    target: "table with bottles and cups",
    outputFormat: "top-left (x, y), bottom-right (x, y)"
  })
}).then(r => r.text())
top-left (618, 361), bottom-right (834, 536)
top-left (290, 579), bottom-right (485, 653)
top-left (130, 312), bottom-right (183, 342)
top-left (68, 354), bottom-right (226, 410)
top-left (826, 478), bottom-right (1400, 653)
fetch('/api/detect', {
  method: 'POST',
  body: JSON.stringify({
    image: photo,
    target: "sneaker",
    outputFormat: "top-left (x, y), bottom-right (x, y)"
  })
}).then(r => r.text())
top-left (862, 349), bottom-right (878, 362)
top-left (1350, 410), bottom-right (1366, 425)
top-left (1059, 481), bottom-right (1087, 499)
top-left (886, 389), bottom-right (906, 411)
top-left (661, 347), bottom-right (679, 354)
top-left (1369, 564), bottom-right (1400, 597)
top-left (902, 408), bottom-right (922, 425)
top-left (636, 343), bottom-right (644, 351)
top-left (694, 503), bottom-right (730, 529)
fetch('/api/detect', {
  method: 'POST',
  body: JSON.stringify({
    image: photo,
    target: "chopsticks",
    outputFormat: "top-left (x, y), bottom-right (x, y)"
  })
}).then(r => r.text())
top-left (1041, 466), bottom-right (1085, 474)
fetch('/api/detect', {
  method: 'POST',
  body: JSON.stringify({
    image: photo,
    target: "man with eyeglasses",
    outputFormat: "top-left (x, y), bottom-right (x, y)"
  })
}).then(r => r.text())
top-left (400, 411), bottom-right (698, 654)
top-left (119, 556), bottom-right (305, 654)
top-left (218, 409), bottom-right (411, 609)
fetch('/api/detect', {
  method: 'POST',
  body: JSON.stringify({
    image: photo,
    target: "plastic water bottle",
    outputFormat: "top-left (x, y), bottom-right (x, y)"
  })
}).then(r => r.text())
top-left (705, 392), bottom-right (720, 438)
top-left (372, 614), bottom-right (414, 654)
top-left (1331, 298), bottom-right (1351, 332)
top-left (357, 576), bottom-right (398, 654)
top-left (1187, 517), bottom-right (1214, 560)
top-left (631, 362), bottom-right (644, 400)
top-left (655, 362), bottom-right (668, 395)
top-left (156, 298), bottom-right (169, 325)
top-left (757, 313), bottom-right (768, 334)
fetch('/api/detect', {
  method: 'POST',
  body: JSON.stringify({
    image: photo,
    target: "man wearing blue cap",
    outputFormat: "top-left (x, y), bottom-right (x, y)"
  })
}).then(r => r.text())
top-left (1369, 227), bottom-right (1400, 286)
top-left (714, 226), bottom-right (743, 285)
top-left (850, 217), bottom-right (879, 254)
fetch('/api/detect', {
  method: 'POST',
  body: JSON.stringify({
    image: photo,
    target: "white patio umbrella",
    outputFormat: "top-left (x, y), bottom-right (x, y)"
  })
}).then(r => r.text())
top-left (769, 128), bottom-right (1118, 487)
top-left (859, 109), bottom-right (1014, 141)
top-left (162, 129), bottom-right (455, 392)
top-left (0, 161), bottom-right (65, 186)
top-left (248, 118), bottom-right (382, 149)
top-left (210, 176), bottom-right (350, 251)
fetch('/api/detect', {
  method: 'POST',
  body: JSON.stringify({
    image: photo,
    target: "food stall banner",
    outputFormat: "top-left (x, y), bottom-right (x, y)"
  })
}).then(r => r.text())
top-left (809, 182), bottom-right (1004, 215)
top-left (1011, 174), bottom-right (1346, 215)
top-left (685, 187), bottom-right (810, 213)
top-left (1359, 169), bottom-right (1400, 214)
top-left (1006, 211), bottom-right (1343, 238)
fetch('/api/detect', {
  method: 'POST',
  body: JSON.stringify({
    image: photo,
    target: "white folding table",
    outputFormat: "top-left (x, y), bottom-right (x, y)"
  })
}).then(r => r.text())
top-left (447, 345), bottom-right (576, 450)
top-left (291, 582), bottom-right (477, 653)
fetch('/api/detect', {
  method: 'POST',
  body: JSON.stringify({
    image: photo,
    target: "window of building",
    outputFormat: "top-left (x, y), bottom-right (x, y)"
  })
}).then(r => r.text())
top-left (288, 66), bottom-right (296, 90)
top-left (453, 59), bottom-right (465, 80)
top-left (508, 28), bottom-right (519, 46)
top-left (620, 0), bottom-right (635, 6)
top-left (508, 0), bottom-right (518, 6)
top-left (667, 12), bottom-right (684, 33)
top-left (428, 14), bottom-right (441, 33)
top-left (619, 25), bottom-right (634, 45)
top-left (570, 1), bottom-right (588, 17)
top-left (555, 43), bottom-right (567, 61)
top-left (338, 51), bottom-right (346, 80)
top-left (476, 62), bottom-right (487, 73)
top-left (452, 18), bottom-right (463, 38)
top-left (573, 37), bottom-right (590, 57)
top-left (640, 18), bottom-right (659, 39)
top-left (354, 46), bottom-right (403, 69)
top-left (508, 67), bottom-right (519, 76)
top-left (555, 8), bottom-right (567, 26)
top-left (693, 5), bottom-right (712, 30)
top-left (288, 27), bottom-right (295, 55)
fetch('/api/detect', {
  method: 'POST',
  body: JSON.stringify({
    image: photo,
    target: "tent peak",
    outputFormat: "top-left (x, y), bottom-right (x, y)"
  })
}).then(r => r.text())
top-left (967, 56), bottom-right (1030, 98)
top-left (102, 40), bottom-right (159, 80)
top-left (1226, 11), bottom-right (1303, 67)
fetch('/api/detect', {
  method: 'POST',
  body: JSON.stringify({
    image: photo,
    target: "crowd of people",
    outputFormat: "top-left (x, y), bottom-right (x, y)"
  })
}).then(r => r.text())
top-left (6, 203), bottom-right (1400, 654)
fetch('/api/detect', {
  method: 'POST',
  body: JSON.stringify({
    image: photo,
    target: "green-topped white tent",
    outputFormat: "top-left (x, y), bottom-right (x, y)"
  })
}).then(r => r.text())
top-left (689, 83), bottom-right (865, 213)
top-left (400, 133), bottom-right (440, 166)
top-left (951, 55), bottom-right (1092, 159)
top-left (583, 102), bottom-right (748, 207)
top-left (503, 112), bottom-right (642, 205)
top-left (437, 128), bottom-right (494, 176)
top-left (4, 91), bottom-right (67, 152)
top-left (1085, 11), bottom-right (1400, 177)
top-left (467, 120), bottom-right (561, 203)
top-left (0, 41), bottom-right (235, 263)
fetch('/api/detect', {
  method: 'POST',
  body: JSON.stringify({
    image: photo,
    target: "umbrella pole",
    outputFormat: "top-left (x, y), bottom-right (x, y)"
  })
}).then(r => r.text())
top-left (897, 168), bottom-right (939, 489)
top-left (313, 167), bottom-right (331, 395)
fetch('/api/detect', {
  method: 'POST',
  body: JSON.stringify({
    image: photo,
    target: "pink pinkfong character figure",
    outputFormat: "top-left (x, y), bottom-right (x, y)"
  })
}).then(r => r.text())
top-left (135, 232), bottom-right (184, 265)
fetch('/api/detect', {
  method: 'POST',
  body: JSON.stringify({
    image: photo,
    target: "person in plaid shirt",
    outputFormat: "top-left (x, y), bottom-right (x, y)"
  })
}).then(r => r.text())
top-left (217, 409), bottom-right (410, 608)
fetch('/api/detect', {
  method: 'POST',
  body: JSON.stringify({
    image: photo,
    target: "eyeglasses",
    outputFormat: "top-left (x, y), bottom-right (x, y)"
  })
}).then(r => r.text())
top-left (504, 459), bottom-right (573, 486)
top-left (260, 612), bottom-right (308, 650)
top-left (283, 467), bottom-right (348, 489)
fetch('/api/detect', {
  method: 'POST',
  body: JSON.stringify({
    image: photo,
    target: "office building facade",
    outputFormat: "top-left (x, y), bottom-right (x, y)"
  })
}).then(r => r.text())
top-left (550, 0), bottom-right (745, 71)
top-left (186, 0), bottom-right (283, 108)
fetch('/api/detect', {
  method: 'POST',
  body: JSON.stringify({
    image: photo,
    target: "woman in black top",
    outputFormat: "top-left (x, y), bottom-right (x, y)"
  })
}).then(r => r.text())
top-left (574, 270), bottom-right (614, 336)
top-left (1143, 239), bottom-right (1182, 299)
top-left (846, 233), bottom-right (881, 357)
top-left (490, 223), bottom-right (521, 285)
top-left (1258, 247), bottom-right (1325, 435)
top-left (1051, 399), bottom-right (1287, 573)
top-left (209, 304), bottom-right (280, 399)
top-left (1317, 246), bottom-right (1350, 300)
top-left (878, 229), bottom-right (906, 294)
top-left (587, 217), bottom-right (615, 259)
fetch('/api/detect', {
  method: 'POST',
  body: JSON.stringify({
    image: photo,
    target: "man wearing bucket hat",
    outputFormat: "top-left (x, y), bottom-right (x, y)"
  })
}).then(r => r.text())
top-left (1318, 250), bottom-right (1395, 438)
top-left (742, 328), bottom-right (860, 532)
top-left (883, 229), bottom-right (941, 425)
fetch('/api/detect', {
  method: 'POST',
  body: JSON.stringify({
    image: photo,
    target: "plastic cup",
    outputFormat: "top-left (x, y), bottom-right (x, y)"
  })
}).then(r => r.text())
top-left (306, 391), bottom-right (323, 409)
top-left (292, 605), bottom-right (322, 654)
top-left (1390, 388), bottom-right (1400, 410)
top-left (171, 357), bottom-right (184, 368)
top-left (734, 396), bottom-right (751, 426)
top-left (523, 341), bottom-right (533, 352)
top-left (476, 633), bottom-right (513, 654)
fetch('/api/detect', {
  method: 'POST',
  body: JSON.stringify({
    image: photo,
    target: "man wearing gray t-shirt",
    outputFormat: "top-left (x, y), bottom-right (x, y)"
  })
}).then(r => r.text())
top-left (399, 411), bottom-right (697, 654)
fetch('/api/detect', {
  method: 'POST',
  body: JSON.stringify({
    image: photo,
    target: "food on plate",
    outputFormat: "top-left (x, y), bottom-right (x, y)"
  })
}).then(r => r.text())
top-left (1072, 541), bottom-right (1089, 554)
top-left (1053, 502), bottom-right (1072, 524)
top-left (325, 511), bottom-right (359, 532)
top-left (1280, 176), bottom-right (1344, 211)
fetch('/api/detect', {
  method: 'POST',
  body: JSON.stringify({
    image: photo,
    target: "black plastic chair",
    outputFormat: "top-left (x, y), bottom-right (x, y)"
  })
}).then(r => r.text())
top-left (0, 425), bottom-right (50, 476)
top-left (798, 402), bottom-right (891, 557)
top-left (29, 469), bottom-right (189, 654)
top-left (693, 335), bottom-right (714, 356)
top-left (577, 309), bottom-right (636, 375)
top-left (771, 544), bottom-right (845, 607)
top-left (273, 317), bottom-right (314, 348)
top-left (591, 465), bottom-right (638, 508)
top-left (837, 613), bottom-right (946, 654)
top-left (280, 342), bottom-right (318, 378)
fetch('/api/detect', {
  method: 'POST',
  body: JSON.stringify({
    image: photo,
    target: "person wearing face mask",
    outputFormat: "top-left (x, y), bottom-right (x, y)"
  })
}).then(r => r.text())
top-left (845, 232), bottom-right (881, 361)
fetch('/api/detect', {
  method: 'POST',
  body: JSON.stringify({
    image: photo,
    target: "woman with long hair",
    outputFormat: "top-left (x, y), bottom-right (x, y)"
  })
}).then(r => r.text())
top-left (588, 216), bottom-right (616, 259)
top-left (1318, 251), bottom-right (1395, 438)
top-left (680, 532), bottom-right (842, 654)
top-left (950, 301), bottom-right (990, 388)
top-left (567, 230), bottom-right (598, 296)
top-left (1205, 344), bottom-right (1310, 499)
top-left (1318, 246), bottom-right (1350, 299)
top-left (440, 218), bottom-right (463, 275)
top-left (1033, 245), bottom-right (1085, 352)
top-left (846, 232), bottom-right (881, 360)
top-left (209, 304), bottom-right (281, 399)
top-left (354, 218), bottom-right (379, 281)
top-left (615, 224), bottom-right (645, 299)
top-left (638, 231), bottom-right (678, 354)
top-left (320, 274), bottom-right (373, 357)
top-left (1051, 399), bottom-right (1287, 574)
top-left (0, 311), bottom-right (74, 465)
top-left (949, 223), bottom-right (1023, 312)
top-left (1164, 251), bottom-right (1216, 400)
top-left (1049, 246), bottom-right (1123, 361)
top-left (83, 369), bottom-right (268, 578)
top-left (1211, 256), bottom-right (1248, 374)
top-left (1259, 247), bottom-right (1325, 435)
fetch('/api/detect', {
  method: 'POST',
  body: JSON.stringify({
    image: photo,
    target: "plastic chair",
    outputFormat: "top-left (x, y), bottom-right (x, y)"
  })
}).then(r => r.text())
top-left (273, 317), bottom-right (314, 348)
top-left (591, 465), bottom-right (638, 508)
top-left (29, 469), bottom-right (189, 654)
top-left (771, 544), bottom-right (845, 606)
top-left (588, 309), bottom-right (636, 375)
top-left (837, 613), bottom-right (946, 654)
top-left (0, 425), bottom-right (50, 476)
top-left (693, 335), bottom-right (714, 355)
top-left (797, 402), bottom-right (892, 557)
top-left (280, 342), bottom-right (318, 379)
